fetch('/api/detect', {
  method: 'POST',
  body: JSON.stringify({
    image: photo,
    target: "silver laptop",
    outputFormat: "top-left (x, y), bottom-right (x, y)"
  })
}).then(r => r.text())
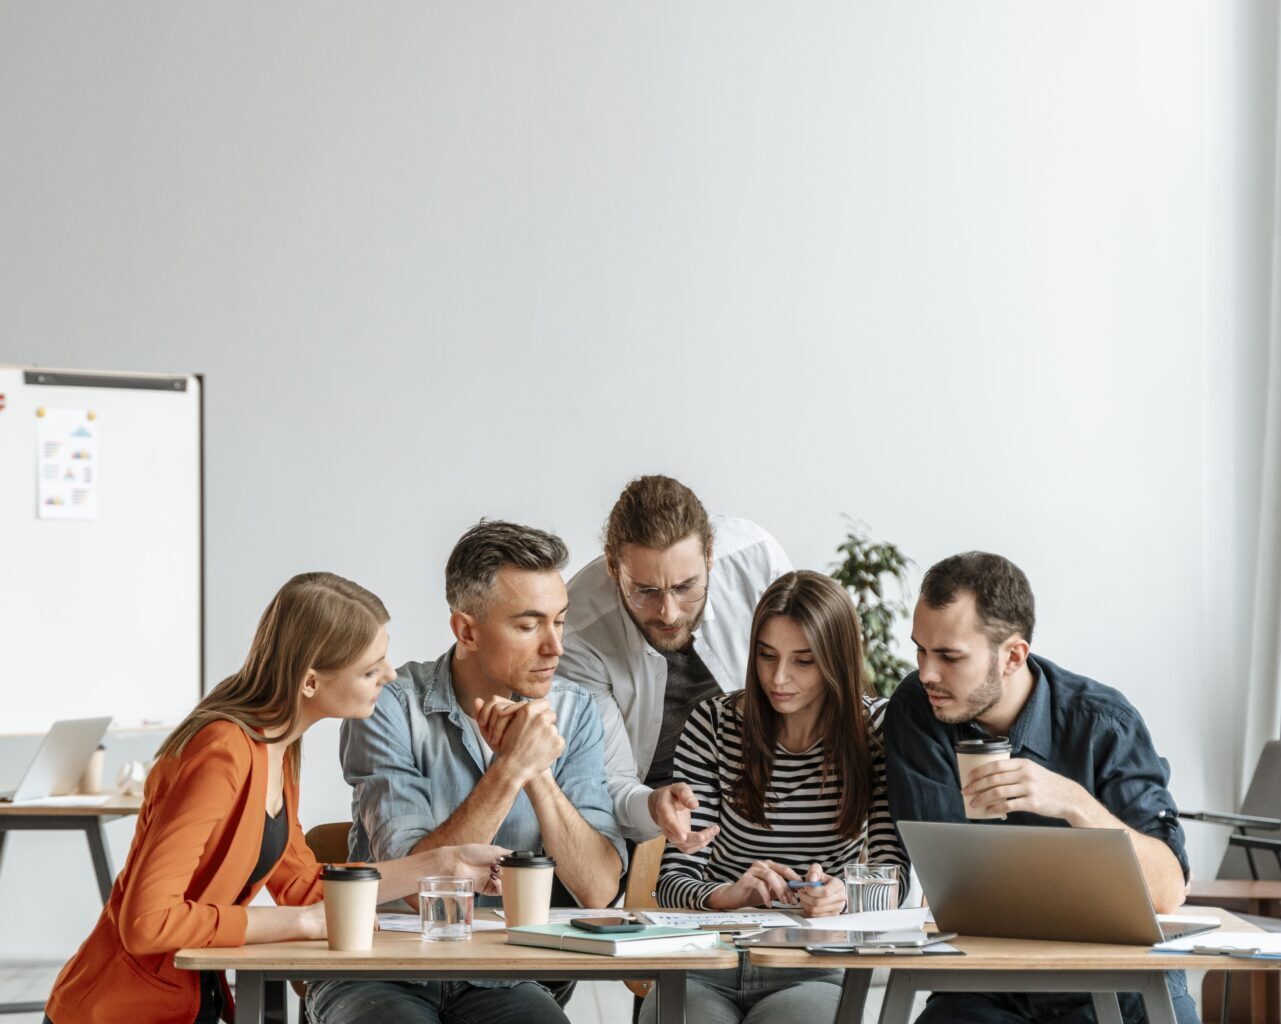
top-left (0, 717), bottom-right (112, 802)
top-left (899, 820), bottom-right (1218, 945)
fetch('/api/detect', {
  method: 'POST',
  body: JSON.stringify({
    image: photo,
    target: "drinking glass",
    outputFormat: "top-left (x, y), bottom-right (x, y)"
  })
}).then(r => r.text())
top-left (419, 876), bottom-right (474, 941)
top-left (843, 863), bottom-right (900, 913)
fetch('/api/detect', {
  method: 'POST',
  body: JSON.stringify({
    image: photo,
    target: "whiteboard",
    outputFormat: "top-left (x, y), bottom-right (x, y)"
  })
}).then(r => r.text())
top-left (0, 366), bottom-right (203, 734)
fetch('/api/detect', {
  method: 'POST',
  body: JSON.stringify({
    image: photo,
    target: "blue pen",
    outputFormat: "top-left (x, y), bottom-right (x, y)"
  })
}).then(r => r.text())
top-left (787, 879), bottom-right (825, 890)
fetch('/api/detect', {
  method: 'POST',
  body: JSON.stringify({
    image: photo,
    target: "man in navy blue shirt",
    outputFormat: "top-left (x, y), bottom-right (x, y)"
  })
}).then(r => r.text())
top-left (884, 552), bottom-right (1196, 1024)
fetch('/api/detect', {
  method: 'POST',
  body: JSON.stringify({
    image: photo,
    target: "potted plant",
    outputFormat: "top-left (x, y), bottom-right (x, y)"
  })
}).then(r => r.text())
top-left (830, 519), bottom-right (914, 697)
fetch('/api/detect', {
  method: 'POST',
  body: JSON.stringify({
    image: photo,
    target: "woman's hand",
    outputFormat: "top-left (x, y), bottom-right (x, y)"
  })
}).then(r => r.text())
top-left (296, 903), bottom-right (327, 940)
top-left (246, 902), bottom-right (328, 944)
top-left (706, 860), bottom-right (800, 910)
top-left (429, 843), bottom-right (508, 897)
top-left (795, 862), bottom-right (846, 919)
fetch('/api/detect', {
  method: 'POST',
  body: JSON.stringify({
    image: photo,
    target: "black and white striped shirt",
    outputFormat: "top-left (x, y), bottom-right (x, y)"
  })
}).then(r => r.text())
top-left (657, 691), bottom-right (908, 909)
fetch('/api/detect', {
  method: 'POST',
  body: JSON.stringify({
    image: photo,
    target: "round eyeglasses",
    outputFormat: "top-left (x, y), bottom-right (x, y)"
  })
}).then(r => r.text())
top-left (621, 578), bottom-right (709, 613)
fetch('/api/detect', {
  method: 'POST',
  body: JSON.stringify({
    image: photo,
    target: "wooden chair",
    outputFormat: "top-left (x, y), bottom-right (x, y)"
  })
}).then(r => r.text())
top-left (1181, 741), bottom-right (1281, 1023)
top-left (304, 820), bottom-right (353, 865)
top-left (622, 836), bottom-right (667, 1005)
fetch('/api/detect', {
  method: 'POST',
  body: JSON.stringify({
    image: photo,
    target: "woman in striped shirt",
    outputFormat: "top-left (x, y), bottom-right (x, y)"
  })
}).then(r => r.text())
top-left (640, 570), bottom-right (909, 1024)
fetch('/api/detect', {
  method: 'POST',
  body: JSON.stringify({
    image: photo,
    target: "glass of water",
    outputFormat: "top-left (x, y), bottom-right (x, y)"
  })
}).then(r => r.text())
top-left (843, 863), bottom-right (899, 913)
top-left (419, 876), bottom-right (474, 941)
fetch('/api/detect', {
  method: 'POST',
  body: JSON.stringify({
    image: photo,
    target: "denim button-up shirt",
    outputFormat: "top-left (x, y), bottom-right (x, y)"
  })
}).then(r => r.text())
top-left (339, 648), bottom-right (626, 906)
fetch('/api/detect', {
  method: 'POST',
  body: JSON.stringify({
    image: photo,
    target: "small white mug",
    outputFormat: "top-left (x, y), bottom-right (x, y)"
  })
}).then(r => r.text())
top-left (116, 760), bottom-right (148, 796)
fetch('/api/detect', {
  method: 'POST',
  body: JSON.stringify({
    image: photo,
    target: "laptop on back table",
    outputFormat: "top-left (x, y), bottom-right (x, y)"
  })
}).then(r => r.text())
top-left (0, 717), bottom-right (112, 802)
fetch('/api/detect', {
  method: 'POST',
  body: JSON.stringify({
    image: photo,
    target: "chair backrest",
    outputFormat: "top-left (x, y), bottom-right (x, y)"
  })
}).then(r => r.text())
top-left (622, 836), bottom-right (666, 1000)
top-left (625, 835), bottom-right (666, 908)
top-left (304, 821), bottom-right (352, 865)
top-left (1218, 740), bottom-right (1281, 879)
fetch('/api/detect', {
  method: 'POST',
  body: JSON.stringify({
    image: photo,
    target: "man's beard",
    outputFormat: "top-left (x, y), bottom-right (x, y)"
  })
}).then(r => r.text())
top-left (622, 597), bottom-right (707, 654)
top-left (931, 649), bottom-right (1003, 725)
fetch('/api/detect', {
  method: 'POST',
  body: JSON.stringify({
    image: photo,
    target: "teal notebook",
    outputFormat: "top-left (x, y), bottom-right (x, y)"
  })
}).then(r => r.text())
top-left (505, 923), bottom-right (721, 956)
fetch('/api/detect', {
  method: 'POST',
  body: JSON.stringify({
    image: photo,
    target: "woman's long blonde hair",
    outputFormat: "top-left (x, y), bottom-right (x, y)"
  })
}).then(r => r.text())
top-left (156, 572), bottom-right (389, 780)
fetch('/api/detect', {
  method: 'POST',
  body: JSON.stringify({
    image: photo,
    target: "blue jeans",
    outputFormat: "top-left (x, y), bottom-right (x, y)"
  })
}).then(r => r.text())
top-left (915, 973), bottom-right (1200, 1024)
top-left (637, 957), bottom-right (843, 1024)
top-left (306, 979), bottom-right (570, 1024)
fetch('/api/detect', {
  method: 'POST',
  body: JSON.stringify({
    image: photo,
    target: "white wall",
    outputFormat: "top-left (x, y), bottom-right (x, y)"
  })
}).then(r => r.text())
top-left (0, 0), bottom-right (1270, 956)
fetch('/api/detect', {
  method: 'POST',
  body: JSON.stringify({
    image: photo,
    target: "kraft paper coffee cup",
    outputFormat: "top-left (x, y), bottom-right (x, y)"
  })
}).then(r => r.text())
top-left (321, 865), bottom-right (382, 951)
top-left (955, 737), bottom-right (1013, 819)
top-left (498, 852), bottom-right (555, 927)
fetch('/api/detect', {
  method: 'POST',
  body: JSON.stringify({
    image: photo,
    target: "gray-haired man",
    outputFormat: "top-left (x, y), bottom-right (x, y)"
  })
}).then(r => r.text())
top-left (307, 521), bottom-right (624, 1024)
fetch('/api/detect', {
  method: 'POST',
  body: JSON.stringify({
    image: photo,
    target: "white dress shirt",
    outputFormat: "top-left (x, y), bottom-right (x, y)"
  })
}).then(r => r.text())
top-left (558, 515), bottom-right (792, 840)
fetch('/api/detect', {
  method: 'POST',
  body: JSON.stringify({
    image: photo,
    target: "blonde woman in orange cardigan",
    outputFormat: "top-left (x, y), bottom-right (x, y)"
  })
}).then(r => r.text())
top-left (44, 573), bottom-right (506, 1024)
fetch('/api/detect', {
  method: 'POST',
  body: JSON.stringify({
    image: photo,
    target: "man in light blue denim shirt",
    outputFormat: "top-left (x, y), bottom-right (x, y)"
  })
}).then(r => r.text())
top-left (307, 521), bottom-right (625, 1024)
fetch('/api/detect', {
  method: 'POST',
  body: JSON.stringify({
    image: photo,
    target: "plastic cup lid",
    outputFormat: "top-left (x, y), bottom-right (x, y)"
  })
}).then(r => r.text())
top-left (321, 864), bottom-right (382, 881)
top-left (954, 737), bottom-right (1012, 754)
top-left (498, 851), bottom-right (556, 868)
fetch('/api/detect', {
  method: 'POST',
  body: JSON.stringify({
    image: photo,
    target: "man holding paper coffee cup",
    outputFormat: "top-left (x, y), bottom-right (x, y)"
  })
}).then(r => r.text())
top-left (308, 521), bottom-right (625, 1024)
top-left (884, 552), bottom-right (1196, 1024)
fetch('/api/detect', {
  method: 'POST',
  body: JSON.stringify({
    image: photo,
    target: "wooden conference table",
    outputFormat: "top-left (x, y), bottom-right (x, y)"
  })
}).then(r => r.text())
top-left (179, 906), bottom-right (1274, 1024)
top-left (0, 795), bottom-right (142, 1015)
top-left (176, 912), bottom-right (739, 1024)
top-left (748, 907), bottom-right (1271, 1024)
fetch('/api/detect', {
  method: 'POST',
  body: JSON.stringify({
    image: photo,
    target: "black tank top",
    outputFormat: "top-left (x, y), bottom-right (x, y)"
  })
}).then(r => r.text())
top-left (197, 799), bottom-right (289, 1024)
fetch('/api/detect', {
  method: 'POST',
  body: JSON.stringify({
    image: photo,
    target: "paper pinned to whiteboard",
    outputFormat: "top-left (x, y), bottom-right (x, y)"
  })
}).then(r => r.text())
top-left (37, 408), bottom-right (98, 520)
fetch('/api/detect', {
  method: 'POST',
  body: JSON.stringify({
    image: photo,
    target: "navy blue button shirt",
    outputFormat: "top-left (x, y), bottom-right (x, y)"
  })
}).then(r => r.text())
top-left (884, 654), bottom-right (1193, 1021)
top-left (885, 654), bottom-right (1188, 874)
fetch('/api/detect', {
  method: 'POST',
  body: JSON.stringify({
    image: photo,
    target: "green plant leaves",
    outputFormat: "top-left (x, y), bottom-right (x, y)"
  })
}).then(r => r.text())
top-left (830, 517), bottom-right (913, 698)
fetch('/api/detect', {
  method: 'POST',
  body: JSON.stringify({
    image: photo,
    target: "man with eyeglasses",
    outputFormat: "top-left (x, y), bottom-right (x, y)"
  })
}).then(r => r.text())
top-left (559, 475), bottom-right (791, 853)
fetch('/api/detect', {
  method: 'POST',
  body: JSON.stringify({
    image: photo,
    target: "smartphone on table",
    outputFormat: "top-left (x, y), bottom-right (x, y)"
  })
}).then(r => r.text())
top-left (569, 916), bottom-right (646, 933)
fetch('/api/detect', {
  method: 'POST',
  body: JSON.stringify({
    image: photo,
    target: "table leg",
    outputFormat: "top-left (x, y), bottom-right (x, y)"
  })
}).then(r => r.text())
top-left (1090, 992), bottom-right (1124, 1024)
top-left (654, 970), bottom-right (685, 1024)
top-left (236, 971), bottom-right (265, 1024)
top-left (834, 969), bottom-right (872, 1024)
top-left (877, 972), bottom-right (918, 1024)
top-left (264, 978), bottom-right (288, 1024)
top-left (1138, 971), bottom-right (1177, 1024)
top-left (82, 820), bottom-right (115, 902)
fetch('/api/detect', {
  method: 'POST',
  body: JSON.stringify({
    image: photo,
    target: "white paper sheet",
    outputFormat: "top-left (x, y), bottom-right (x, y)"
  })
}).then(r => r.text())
top-left (802, 907), bottom-right (931, 931)
top-left (494, 908), bottom-right (636, 923)
top-left (1154, 930), bottom-right (1281, 954)
top-left (639, 910), bottom-right (800, 929)
top-left (377, 913), bottom-right (505, 934)
top-left (7, 794), bottom-right (113, 806)
top-left (37, 409), bottom-right (98, 520)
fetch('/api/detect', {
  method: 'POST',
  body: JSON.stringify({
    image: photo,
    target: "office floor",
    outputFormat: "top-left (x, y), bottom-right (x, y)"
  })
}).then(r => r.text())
top-left (2, 964), bottom-right (1209, 1023)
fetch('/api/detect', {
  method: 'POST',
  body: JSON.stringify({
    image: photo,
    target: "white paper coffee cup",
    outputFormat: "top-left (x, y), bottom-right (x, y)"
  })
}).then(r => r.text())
top-left (321, 865), bottom-right (381, 951)
top-left (955, 737), bottom-right (1012, 819)
top-left (498, 852), bottom-right (555, 927)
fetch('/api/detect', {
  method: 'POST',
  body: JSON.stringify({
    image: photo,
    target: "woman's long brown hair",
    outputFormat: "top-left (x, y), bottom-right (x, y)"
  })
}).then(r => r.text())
top-left (155, 572), bottom-right (389, 781)
top-left (728, 570), bottom-right (876, 841)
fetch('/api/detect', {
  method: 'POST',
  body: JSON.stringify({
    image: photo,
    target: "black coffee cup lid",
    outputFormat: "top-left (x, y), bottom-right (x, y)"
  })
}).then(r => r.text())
top-left (321, 864), bottom-right (382, 881)
top-left (954, 737), bottom-right (1012, 754)
top-left (498, 851), bottom-right (556, 868)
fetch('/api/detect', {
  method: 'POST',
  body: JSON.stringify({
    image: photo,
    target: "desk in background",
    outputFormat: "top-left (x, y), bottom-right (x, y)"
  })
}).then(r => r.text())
top-left (0, 795), bottom-right (142, 1015)
top-left (748, 907), bottom-right (1271, 1024)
